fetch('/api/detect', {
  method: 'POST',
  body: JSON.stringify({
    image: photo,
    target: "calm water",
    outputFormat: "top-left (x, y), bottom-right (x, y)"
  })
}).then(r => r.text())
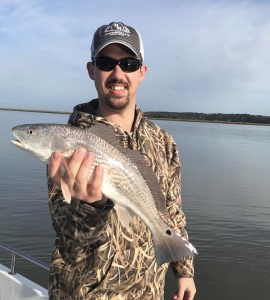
top-left (0, 110), bottom-right (270, 299)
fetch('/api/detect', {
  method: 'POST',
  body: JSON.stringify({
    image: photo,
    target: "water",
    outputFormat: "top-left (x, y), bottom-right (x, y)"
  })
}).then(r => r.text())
top-left (0, 110), bottom-right (270, 299)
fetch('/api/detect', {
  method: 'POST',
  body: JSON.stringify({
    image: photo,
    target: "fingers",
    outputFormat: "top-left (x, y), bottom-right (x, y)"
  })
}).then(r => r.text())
top-left (48, 151), bottom-right (62, 186)
top-left (173, 278), bottom-right (196, 300)
top-left (49, 148), bottom-right (105, 204)
top-left (68, 148), bottom-right (88, 179)
top-left (72, 152), bottom-right (96, 199)
top-left (72, 152), bottom-right (105, 204)
top-left (173, 291), bottom-right (184, 300)
top-left (75, 152), bottom-right (95, 188)
top-left (63, 148), bottom-right (88, 190)
top-left (86, 165), bottom-right (104, 200)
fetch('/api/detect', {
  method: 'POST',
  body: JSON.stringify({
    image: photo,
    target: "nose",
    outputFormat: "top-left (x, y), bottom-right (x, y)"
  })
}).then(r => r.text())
top-left (110, 64), bottom-right (124, 80)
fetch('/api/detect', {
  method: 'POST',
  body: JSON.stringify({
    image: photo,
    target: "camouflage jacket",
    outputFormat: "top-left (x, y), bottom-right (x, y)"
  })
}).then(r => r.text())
top-left (48, 99), bottom-right (194, 300)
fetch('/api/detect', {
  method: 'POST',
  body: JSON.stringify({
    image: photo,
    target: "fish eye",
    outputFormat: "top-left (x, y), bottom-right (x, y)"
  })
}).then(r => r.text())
top-left (27, 128), bottom-right (36, 135)
top-left (166, 230), bottom-right (172, 236)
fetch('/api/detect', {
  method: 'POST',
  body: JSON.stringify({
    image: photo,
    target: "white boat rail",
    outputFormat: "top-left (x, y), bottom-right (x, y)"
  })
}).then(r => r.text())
top-left (0, 241), bottom-right (50, 274)
top-left (0, 241), bottom-right (49, 299)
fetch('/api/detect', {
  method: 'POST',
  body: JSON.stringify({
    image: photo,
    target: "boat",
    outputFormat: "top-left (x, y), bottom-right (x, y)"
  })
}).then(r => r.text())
top-left (0, 241), bottom-right (49, 299)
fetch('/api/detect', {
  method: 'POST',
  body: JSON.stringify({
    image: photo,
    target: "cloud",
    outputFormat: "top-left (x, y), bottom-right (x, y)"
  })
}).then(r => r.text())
top-left (0, 0), bottom-right (270, 115)
top-left (139, 0), bottom-right (270, 114)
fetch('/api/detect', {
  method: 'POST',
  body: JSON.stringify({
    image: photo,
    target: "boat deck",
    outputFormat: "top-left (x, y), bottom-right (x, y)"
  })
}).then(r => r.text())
top-left (0, 241), bottom-right (49, 299)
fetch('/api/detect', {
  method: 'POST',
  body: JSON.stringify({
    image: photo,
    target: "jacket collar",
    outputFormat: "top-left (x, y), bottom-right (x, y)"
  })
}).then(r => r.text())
top-left (69, 99), bottom-right (144, 134)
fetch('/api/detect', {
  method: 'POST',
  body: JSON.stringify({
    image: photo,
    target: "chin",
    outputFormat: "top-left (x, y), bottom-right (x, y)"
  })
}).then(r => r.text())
top-left (106, 97), bottom-right (130, 111)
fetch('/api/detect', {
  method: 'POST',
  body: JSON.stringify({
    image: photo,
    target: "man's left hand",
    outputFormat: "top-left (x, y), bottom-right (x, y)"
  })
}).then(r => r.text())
top-left (173, 277), bottom-right (196, 300)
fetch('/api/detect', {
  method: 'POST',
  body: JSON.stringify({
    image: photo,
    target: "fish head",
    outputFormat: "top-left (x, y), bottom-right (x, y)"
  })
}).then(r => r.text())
top-left (11, 123), bottom-right (73, 162)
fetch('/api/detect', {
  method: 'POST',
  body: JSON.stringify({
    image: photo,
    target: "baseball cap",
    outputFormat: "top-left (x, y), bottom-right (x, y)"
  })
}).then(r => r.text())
top-left (91, 22), bottom-right (144, 61)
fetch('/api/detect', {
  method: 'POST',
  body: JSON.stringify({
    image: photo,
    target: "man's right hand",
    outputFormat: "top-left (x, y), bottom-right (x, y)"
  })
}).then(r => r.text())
top-left (48, 147), bottom-right (107, 208)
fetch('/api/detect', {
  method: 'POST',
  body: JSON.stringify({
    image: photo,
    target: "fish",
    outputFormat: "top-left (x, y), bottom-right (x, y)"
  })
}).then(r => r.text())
top-left (11, 123), bottom-right (198, 265)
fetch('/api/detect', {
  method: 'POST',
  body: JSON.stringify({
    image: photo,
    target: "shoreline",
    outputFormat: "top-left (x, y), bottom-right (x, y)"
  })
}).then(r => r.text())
top-left (0, 107), bottom-right (71, 115)
top-left (1, 107), bottom-right (269, 126)
top-left (148, 117), bottom-right (270, 126)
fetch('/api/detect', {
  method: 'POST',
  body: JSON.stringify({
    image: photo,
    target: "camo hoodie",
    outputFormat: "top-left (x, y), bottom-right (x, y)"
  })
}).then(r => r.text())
top-left (48, 99), bottom-right (194, 300)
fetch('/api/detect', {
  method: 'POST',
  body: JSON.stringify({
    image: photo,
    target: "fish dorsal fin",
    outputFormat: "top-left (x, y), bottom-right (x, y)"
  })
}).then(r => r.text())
top-left (87, 123), bottom-right (166, 214)
top-left (88, 123), bottom-right (127, 151)
top-left (114, 204), bottom-right (135, 227)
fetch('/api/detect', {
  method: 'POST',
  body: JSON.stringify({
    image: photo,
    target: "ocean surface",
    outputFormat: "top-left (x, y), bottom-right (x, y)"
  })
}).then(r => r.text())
top-left (0, 110), bottom-right (270, 299)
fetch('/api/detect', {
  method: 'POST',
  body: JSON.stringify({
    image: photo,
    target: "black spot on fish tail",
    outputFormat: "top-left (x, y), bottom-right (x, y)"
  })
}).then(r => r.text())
top-left (154, 228), bottom-right (198, 266)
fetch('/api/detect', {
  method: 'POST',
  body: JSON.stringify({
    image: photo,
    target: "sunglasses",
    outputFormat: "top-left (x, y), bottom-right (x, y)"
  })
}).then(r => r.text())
top-left (93, 56), bottom-right (142, 73)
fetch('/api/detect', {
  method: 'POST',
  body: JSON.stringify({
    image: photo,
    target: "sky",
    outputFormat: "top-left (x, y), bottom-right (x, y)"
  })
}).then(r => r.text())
top-left (1, 0), bottom-right (270, 115)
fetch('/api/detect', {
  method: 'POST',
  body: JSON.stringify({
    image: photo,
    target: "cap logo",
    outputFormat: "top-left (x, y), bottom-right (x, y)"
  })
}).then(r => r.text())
top-left (104, 22), bottom-right (130, 37)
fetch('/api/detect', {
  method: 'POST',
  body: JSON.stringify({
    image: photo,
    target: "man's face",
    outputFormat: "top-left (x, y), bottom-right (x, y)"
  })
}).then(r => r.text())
top-left (88, 43), bottom-right (147, 111)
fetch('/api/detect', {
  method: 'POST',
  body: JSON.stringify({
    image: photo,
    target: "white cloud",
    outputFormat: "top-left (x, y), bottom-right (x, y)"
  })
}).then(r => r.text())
top-left (0, 0), bottom-right (270, 115)
top-left (141, 0), bottom-right (270, 114)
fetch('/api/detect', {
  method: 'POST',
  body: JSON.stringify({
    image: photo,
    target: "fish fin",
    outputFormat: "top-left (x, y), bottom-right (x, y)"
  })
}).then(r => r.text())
top-left (61, 158), bottom-right (75, 182)
top-left (126, 151), bottom-right (166, 214)
top-left (154, 228), bottom-right (198, 266)
top-left (60, 177), bottom-right (71, 203)
top-left (60, 159), bottom-right (72, 203)
top-left (87, 123), bottom-right (166, 214)
top-left (114, 204), bottom-right (135, 227)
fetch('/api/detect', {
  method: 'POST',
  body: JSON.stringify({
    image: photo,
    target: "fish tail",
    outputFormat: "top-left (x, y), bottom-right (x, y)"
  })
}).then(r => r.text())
top-left (153, 228), bottom-right (198, 266)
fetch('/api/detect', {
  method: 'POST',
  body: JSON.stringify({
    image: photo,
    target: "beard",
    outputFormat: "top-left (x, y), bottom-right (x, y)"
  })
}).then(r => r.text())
top-left (103, 79), bottom-right (131, 111)
top-left (103, 93), bottom-right (131, 110)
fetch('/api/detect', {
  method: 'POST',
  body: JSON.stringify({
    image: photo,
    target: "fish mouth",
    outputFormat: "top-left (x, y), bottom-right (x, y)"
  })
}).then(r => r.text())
top-left (11, 139), bottom-right (29, 150)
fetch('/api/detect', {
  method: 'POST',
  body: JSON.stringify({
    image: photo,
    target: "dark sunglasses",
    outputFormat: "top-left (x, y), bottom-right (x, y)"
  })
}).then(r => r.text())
top-left (93, 56), bottom-right (142, 73)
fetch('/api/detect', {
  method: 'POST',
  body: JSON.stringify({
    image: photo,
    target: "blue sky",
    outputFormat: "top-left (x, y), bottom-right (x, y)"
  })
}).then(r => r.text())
top-left (1, 0), bottom-right (270, 115)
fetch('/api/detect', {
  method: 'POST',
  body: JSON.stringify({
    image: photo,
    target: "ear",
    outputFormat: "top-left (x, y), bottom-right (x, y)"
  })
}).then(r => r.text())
top-left (139, 64), bottom-right (147, 83)
top-left (87, 62), bottom-right (94, 80)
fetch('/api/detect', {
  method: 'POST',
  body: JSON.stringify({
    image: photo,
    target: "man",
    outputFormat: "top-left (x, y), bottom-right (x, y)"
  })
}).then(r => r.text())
top-left (48, 21), bottom-right (196, 300)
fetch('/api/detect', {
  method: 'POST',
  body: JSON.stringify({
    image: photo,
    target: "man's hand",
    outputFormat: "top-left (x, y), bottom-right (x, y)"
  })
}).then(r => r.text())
top-left (173, 278), bottom-right (196, 300)
top-left (48, 147), bottom-right (107, 208)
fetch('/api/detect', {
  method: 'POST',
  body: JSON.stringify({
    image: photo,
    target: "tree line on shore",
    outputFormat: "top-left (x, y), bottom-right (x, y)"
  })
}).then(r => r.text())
top-left (1, 107), bottom-right (270, 125)
top-left (144, 111), bottom-right (270, 125)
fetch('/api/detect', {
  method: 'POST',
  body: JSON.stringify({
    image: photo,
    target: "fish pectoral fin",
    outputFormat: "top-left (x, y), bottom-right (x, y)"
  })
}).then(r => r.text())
top-left (61, 158), bottom-right (75, 182)
top-left (58, 158), bottom-right (73, 204)
top-left (48, 158), bottom-right (71, 203)
top-left (114, 204), bottom-right (135, 227)
top-left (60, 177), bottom-right (72, 204)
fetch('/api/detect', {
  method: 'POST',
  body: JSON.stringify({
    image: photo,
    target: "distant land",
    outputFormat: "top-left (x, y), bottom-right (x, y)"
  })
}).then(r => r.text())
top-left (0, 107), bottom-right (71, 114)
top-left (145, 111), bottom-right (270, 126)
top-left (1, 107), bottom-right (270, 126)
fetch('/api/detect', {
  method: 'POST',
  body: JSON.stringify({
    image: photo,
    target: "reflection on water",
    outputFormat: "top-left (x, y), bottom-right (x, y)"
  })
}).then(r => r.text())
top-left (1, 111), bottom-right (270, 299)
top-left (157, 120), bottom-right (270, 299)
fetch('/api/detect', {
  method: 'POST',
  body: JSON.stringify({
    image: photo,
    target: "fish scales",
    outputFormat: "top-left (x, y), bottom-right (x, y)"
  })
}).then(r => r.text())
top-left (67, 127), bottom-right (157, 221)
top-left (67, 125), bottom-right (162, 218)
top-left (11, 123), bottom-right (198, 265)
